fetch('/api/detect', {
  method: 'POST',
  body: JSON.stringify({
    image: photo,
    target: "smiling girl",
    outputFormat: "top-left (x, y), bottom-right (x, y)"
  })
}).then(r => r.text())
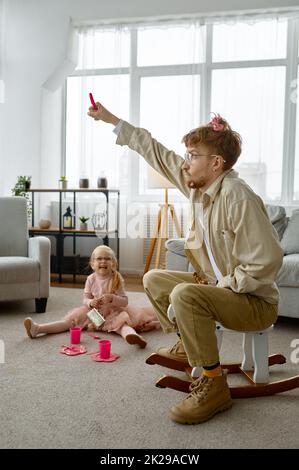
top-left (24, 245), bottom-right (160, 348)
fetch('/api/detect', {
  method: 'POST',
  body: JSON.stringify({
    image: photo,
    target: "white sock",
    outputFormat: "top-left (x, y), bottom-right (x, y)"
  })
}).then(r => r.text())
top-left (117, 324), bottom-right (137, 339)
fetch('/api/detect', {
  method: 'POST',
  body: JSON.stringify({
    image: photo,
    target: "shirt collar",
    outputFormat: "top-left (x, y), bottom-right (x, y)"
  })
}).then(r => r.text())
top-left (201, 169), bottom-right (238, 203)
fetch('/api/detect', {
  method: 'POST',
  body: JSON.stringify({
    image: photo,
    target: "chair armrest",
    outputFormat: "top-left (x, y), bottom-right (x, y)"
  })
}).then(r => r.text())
top-left (28, 236), bottom-right (51, 297)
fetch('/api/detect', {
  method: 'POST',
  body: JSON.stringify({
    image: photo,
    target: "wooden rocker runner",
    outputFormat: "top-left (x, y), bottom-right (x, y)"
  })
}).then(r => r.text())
top-left (146, 306), bottom-right (299, 398)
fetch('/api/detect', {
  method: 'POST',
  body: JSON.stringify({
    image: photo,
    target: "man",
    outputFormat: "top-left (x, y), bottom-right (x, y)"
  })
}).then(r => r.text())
top-left (88, 103), bottom-right (283, 424)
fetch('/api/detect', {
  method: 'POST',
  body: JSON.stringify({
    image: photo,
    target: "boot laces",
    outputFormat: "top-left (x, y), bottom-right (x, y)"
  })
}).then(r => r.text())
top-left (169, 339), bottom-right (183, 354)
top-left (187, 375), bottom-right (213, 401)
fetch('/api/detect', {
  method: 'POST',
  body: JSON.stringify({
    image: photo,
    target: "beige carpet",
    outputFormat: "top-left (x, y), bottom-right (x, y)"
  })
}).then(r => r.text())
top-left (0, 287), bottom-right (299, 449)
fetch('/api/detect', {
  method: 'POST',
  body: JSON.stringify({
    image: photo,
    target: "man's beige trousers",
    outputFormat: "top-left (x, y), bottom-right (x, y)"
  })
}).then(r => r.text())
top-left (143, 269), bottom-right (278, 367)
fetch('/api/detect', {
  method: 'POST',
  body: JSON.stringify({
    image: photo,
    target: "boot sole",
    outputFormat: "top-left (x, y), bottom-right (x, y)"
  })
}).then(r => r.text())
top-left (126, 334), bottom-right (147, 349)
top-left (170, 399), bottom-right (233, 425)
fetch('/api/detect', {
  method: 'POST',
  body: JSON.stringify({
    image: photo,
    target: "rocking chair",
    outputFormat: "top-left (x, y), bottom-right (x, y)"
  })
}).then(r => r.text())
top-left (146, 305), bottom-right (299, 398)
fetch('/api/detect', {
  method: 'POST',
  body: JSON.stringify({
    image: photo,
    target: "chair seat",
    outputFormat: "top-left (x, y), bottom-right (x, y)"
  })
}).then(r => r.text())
top-left (0, 257), bottom-right (40, 283)
top-left (215, 322), bottom-right (273, 334)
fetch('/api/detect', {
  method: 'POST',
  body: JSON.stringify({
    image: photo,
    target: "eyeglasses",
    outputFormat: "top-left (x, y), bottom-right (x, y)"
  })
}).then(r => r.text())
top-left (184, 152), bottom-right (226, 164)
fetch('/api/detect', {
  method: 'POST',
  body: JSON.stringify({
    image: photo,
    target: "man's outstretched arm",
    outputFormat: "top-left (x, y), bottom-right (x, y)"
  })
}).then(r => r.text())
top-left (87, 101), bottom-right (190, 198)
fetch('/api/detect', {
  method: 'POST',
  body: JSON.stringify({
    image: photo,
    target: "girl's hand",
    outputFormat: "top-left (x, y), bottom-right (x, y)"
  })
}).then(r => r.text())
top-left (89, 298), bottom-right (100, 309)
top-left (98, 294), bottom-right (113, 305)
top-left (87, 322), bottom-right (95, 331)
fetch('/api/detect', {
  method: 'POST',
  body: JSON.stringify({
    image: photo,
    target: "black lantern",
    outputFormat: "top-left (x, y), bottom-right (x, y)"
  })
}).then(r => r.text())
top-left (63, 206), bottom-right (74, 229)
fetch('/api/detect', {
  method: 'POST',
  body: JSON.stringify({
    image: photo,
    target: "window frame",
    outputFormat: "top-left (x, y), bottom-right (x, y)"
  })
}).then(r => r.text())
top-left (65, 19), bottom-right (299, 205)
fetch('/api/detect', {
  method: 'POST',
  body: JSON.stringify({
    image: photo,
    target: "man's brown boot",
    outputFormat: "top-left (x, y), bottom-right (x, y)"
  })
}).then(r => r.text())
top-left (170, 372), bottom-right (232, 424)
top-left (156, 338), bottom-right (188, 363)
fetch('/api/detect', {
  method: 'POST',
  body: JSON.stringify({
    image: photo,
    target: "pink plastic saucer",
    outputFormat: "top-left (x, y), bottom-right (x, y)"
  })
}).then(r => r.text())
top-left (60, 345), bottom-right (87, 356)
top-left (90, 352), bottom-right (120, 362)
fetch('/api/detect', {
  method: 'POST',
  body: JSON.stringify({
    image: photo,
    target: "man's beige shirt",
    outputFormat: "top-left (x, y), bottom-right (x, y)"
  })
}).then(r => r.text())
top-left (117, 121), bottom-right (284, 304)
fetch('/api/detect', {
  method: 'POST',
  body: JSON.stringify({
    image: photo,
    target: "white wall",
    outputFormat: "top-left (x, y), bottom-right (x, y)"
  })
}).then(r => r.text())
top-left (1, 0), bottom-right (299, 272)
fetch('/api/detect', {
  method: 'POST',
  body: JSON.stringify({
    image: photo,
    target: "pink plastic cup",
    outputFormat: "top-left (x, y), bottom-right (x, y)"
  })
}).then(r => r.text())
top-left (70, 327), bottom-right (81, 344)
top-left (99, 339), bottom-right (111, 359)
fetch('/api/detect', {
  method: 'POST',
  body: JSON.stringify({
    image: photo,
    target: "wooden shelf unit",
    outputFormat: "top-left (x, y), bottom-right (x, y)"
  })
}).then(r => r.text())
top-left (28, 188), bottom-right (120, 282)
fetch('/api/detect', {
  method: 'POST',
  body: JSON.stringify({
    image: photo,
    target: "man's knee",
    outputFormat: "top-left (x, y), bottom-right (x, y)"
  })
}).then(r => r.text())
top-left (170, 283), bottom-right (201, 316)
top-left (143, 269), bottom-right (165, 291)
top-left (169, 282), bottom-right (189, 306)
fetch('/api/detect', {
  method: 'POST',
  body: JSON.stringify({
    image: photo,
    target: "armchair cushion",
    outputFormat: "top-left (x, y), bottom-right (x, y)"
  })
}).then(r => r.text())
top-left (0, 257), bottom-right (39, 284)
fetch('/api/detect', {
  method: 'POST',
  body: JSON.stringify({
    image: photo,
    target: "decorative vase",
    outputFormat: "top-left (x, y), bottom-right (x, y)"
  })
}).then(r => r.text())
top-left (91, 210), bottom-right (107, 231)
top-left (79, 178), bottom-right (89, 189)
top-left (38, 219), bottom-right (51, 229)
top-left (97, 173), bottom-right (107, 189)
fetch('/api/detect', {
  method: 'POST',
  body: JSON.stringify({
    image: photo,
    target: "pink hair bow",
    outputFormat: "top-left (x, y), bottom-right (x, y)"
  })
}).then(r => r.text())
top-left (209, 114), bottom-right (225, 132)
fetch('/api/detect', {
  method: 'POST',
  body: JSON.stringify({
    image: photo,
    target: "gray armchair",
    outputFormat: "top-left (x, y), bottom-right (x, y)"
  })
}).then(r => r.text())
top-left (0, 197), bottom-right (50, 312)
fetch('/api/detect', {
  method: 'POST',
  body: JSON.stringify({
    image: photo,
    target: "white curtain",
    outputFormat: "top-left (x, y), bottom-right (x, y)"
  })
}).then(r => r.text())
top-left (65, 25), bottom-right (131, 193)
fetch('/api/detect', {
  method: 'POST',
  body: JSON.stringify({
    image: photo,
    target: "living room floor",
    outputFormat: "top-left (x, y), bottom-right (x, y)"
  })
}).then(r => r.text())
top-left (1, 288), bottom-right (299, 449)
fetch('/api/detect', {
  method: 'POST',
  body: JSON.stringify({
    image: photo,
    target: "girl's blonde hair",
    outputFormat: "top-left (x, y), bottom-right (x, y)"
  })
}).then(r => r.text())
top-left (89, 245), bottom-right (124, 293)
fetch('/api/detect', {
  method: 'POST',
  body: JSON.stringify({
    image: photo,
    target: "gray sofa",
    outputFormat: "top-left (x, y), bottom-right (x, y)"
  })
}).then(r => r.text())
top-left (166, 205), bottom-right (299, 319)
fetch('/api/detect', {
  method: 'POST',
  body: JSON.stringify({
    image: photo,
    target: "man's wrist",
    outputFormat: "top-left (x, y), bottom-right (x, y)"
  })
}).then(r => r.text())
top-left (110, 115), bottom-right (120, 126)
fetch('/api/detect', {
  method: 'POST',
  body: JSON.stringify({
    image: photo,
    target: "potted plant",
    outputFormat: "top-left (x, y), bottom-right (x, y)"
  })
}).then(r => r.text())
top-left (79, 216), bottom-right (89, 231)
top-left (12, 175), bottom-right (31, 194)
top-left (59, 176), bottom-right (68, 190)
top-left (11, 176), bottom-right (32, 221)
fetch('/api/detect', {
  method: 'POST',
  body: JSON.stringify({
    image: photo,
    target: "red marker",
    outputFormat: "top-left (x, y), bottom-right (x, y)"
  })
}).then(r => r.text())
top-left (89, 92), bottom-right (97, 110)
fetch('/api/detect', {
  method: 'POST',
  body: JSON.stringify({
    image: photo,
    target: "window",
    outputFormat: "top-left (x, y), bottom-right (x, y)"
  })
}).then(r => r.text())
top-left (137, 24), bottom-right (205, 66)
top-left (66, 74), bottom-right (130, 189)
top-left (66, 16), bottom-right (299, 204)
top-left (211, 66), bottom-right (285, 200)
top-left (139, 74), bottom-right (200, 196)
top-left (212, 20), bottom-right (287, 62)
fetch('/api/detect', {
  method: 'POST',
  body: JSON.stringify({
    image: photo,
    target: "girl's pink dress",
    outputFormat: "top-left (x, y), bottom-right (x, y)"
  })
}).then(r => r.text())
top-left (64, 272), bottom-right (160, 333)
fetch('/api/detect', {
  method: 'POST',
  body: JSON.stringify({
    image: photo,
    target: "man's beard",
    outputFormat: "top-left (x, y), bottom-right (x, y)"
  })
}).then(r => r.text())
top-left (187, 176), bottom-right (206, 189)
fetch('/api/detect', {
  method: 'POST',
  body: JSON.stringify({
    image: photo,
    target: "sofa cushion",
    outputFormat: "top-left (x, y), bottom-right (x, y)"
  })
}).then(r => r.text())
top-left (280, 209), bottom-right (299, 254)
top-left (265, 205), bottom-right (288, 240)
top-left (276, 254), bottom-right (299, 287)
top-left (0, 257), bottom-right (40, 284)
top-left (166, 238), bottom-right (186, 257)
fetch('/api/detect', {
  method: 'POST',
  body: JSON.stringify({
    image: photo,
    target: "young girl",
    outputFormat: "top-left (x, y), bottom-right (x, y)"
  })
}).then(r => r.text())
top-left (24, 245), bottom-right (160, 348)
